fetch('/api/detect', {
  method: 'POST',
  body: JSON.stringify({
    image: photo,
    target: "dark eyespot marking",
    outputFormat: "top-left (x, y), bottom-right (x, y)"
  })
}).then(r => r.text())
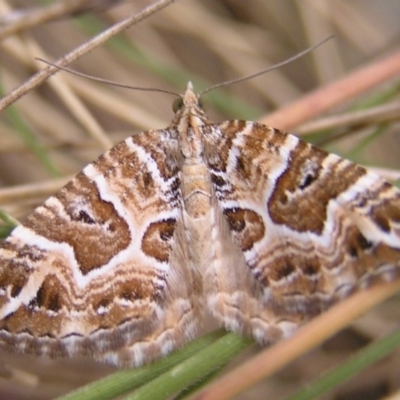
top-left (299, 173), bottom-right (316, 190)
top-left (77, 210), bottom-right (96, 224)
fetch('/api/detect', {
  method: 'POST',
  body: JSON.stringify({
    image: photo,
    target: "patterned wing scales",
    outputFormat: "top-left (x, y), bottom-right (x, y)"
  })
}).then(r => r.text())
top-left (204, 120), bottom-right (400, 342)
top-left (0, 128), bottom-right (200, 366)
top-left (1, 81), bottom-right (400, 367)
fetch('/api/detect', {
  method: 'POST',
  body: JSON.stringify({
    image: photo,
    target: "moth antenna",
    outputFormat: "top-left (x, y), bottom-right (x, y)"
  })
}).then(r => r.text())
top-left (35, 58), bottom-right (181, 97)
top-left (36, 36), bottom-right (332, 99)
top-left (199, 35), bottom-right (334, 96)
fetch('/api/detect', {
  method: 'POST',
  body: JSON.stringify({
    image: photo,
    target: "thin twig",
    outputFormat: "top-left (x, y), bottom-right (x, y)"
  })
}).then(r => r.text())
top-left (0, 0), bottom-right (178, 111)
top-left (0, 176), bottom-right (72, 203)
top-left (0, 0), bottom-right (118, 41)
top-left (296, 101), bottom-right (400, 135)
top-left (261, 48), bottom-right (400, 131)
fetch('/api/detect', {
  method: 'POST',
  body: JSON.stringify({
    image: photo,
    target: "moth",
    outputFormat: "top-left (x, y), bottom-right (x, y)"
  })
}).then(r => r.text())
top-left (0, 82), bottom-right (399, 367)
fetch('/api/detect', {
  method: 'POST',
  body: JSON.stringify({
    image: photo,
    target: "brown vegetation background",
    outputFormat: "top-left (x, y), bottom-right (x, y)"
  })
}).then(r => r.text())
top-left (0, 1), bottom-right (400, 399)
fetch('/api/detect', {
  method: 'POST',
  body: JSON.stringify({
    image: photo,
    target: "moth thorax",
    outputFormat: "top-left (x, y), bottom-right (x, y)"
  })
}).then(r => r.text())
top-left (181, 163), bottom-right (212, 219)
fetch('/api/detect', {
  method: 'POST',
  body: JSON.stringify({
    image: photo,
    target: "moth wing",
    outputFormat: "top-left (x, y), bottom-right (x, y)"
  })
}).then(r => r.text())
top-left (0, 129), bottom-right (200, 366)
top-left (204, 120), bottom-right (400, 341)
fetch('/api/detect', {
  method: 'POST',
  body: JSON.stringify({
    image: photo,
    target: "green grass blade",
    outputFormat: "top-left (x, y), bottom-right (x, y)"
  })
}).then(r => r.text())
top-left (124, 332), bottom-right (252, 400)
top-left (283, 327), bottom-right (400, 400)
top-left (56, 330), bottom-right (228, 400)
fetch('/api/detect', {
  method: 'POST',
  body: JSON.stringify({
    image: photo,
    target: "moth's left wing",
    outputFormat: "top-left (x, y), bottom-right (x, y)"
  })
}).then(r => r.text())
top-left (0, 129), bottom-right (200, 367)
